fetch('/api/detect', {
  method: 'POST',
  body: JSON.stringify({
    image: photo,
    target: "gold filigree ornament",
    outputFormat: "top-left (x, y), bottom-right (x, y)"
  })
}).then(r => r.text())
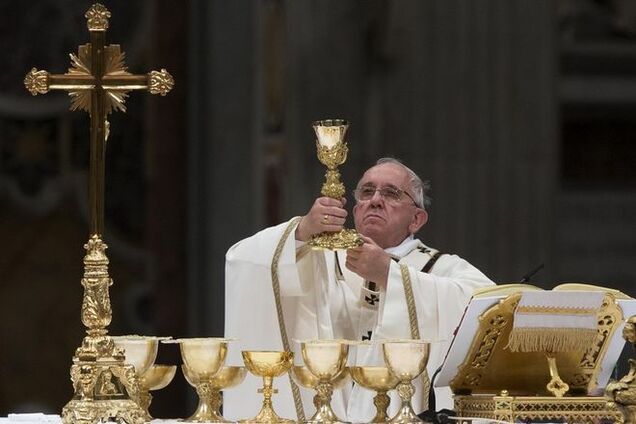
top-left (24, 68), bottom-right (50, 95)
top-left (85, 3), bottom-right (110, 31)
top-left (149, 69), bottom-right (175, 96)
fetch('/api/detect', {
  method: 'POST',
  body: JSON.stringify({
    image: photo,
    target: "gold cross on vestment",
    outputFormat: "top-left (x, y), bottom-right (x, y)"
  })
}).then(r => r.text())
top-left (24, 2), bottom-right (173, 237)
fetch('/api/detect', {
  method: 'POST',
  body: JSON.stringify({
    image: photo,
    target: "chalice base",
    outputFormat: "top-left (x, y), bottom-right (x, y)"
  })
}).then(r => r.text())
top-left (186, 399), bottom-right (227, 423)
top-left (239, 405), bottom-right (295, 424)
top-left (390, 403), bottom-right (427, 424)
top-left (309, 229), bottom-right (363, 250)
top-left (307, 404), bottom-right (350, 424)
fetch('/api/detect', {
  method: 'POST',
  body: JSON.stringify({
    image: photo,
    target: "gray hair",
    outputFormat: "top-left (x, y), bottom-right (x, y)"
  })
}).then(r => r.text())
top-left (372, 157), bottom-right (431, 210)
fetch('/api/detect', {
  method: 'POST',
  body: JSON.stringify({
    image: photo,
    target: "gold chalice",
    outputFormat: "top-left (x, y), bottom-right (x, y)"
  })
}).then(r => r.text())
top-left (309, 119), bottom-right (363, 250)
top-left (350, 366), bottom-right (399, 423)
top-left (169, 338), bottom-right (229, 422)
top-left (300, 340), bottom-right (350, 423)
top-left (183, 365), bottom-right (247, 423)
top-left (241, 350), bottom-right (295, 423)
top-left (292, 366), bottom-right (350, 423)
top-left (139, 364), bottom-right (177, 418)
top-left (382, 340), bottom-right (430, 424)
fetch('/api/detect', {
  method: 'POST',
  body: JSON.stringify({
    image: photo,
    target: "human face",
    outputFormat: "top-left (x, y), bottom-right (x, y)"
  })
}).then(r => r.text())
top-left (353, 163), bottom-right (428, 248)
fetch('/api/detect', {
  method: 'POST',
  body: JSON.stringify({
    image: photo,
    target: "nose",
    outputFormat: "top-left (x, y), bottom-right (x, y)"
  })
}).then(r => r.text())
top-left (369, 189), bottom-right (384, 207)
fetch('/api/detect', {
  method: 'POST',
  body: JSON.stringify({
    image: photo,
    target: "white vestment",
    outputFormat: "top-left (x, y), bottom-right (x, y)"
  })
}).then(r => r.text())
top-left (224, 218), bottom-right (494, 422)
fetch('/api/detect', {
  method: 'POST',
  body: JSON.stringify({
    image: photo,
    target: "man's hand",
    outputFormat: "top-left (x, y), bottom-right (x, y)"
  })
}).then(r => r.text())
top-left (345, 235), bottom-right (391, 287)
top-left (295, 197), bottom-right (347, 241)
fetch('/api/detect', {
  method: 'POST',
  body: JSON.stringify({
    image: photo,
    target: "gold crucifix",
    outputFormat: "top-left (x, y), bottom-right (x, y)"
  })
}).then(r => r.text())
top-left (23, 4), bottom-right (173, 424)
top-left (24, 2), bottom-right (173, 237)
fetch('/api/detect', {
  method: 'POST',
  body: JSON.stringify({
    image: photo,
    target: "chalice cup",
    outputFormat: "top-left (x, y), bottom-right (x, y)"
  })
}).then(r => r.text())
top-left (292, 365), bottom-right (350, 423)
top-left (139, 364), bottom-right (177, 418)
top-left (301, 340), bottom-right (350, 423)
top-left (183, 365), bottom-right (247, 423)
top-left (382, 341), bottom-right (430, 424)
top-left (111, 335), bottom-right (166, 419)
top-left (173, 338), bottom-right (230, 422)
top-left (309, 119), bottom-right (363, 250)
top-left (350, 366), bottom-right (400, 423)
top-left (241, 351), bottom-right (295, 423)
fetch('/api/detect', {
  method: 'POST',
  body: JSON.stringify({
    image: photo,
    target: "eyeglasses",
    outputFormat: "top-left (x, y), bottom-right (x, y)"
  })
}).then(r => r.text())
top-left (353, 185), bottom-right (418, 206)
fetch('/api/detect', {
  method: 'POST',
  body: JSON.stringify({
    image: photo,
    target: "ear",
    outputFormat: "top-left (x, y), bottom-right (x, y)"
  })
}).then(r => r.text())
top-left (408, 209), bottom-right (428, 234)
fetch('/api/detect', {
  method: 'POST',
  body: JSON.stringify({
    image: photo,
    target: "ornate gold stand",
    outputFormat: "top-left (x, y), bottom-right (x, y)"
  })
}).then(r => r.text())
top-left (61, 236), bottom-right (146, 424)
top-left (455, 392), bottom-right (624, 423)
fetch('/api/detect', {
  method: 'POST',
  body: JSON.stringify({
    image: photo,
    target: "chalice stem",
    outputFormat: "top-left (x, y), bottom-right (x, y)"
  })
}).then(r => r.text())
top-left (373, 391), bottom-right (391, 423)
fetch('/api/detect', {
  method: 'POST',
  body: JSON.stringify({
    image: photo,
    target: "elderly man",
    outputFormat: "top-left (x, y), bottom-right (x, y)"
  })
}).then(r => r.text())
top-left (224, 158), bottom-right (494, 422)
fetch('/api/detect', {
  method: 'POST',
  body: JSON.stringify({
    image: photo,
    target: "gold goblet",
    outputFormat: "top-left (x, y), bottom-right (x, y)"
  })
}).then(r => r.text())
top-left (301, 340), bottom-right (350, 423)
top-left (292, 366), bottom-right (350, 423)
top-left (241, 350), bottom-right (295, 423)
top-left (350, 366), bottom-right (399, 423)
top-left (309, 119), bottom-right (363, 250)
top-left (382, 341), bottom-right (430, 424)
top-left (182, 365), bottom-right (247, 423)
top-left (139, 364), bottom-right (177, 418)
top-left (171, 338), bottom-right (230, 422)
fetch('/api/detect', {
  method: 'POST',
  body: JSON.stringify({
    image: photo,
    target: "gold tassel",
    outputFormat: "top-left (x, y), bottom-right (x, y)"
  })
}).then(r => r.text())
top-left (505, 327), bottom-right (598, 353)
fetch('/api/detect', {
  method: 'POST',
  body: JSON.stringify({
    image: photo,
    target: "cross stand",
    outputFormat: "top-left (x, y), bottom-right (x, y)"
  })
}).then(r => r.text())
top-left (24, 4), bottom-right (173, 424)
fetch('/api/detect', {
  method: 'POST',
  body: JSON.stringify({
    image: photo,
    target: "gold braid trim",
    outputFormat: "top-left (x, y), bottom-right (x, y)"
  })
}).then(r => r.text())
top-left (271, 217), bottom-right (305, 421)
top-left (515, 306), bottom-right (597, 315)
top-left (399, 263), bottom-right (430, 410)
top-left (506, 327), bottom-right (598, 353)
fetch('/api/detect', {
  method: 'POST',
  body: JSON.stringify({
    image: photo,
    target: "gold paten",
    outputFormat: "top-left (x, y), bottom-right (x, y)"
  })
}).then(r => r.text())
top-left (450, 290), bottom-right (625, 423)
top-left (309, 119), bottom-right (363, 250)
top-left (350, 366), bottom-right (399, 423)
top-left (24, 4), bottom-right (173, 424)
top-left (241, 351), bottom-right (295, 424)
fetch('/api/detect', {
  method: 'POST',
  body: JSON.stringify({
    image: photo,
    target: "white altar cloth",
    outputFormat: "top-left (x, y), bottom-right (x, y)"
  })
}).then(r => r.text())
top-left (0, 415), bottom-right (182, 424)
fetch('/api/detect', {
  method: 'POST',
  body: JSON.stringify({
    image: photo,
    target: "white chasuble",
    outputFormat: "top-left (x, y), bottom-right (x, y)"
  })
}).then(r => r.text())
top-left (224, 218), bottom-right (495, 422)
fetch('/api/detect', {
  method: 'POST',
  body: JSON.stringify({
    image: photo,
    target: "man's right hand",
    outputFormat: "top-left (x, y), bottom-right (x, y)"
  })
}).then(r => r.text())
top-left (295, 197), bottom-right (347, 241)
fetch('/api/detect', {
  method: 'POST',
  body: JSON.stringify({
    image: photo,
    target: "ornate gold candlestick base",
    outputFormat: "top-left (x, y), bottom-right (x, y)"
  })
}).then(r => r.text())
top-left (62, 361), bottom-right (146, 424)
top-left (61, 236), bottom-right (146, 424)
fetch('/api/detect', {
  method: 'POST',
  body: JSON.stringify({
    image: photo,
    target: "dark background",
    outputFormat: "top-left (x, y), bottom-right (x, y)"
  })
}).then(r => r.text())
top-left (1, 0), bottom-right (635, 418)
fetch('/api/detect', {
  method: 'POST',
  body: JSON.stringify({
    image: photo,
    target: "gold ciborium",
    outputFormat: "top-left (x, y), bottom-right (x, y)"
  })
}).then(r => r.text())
top-left (170, 338), bottom-right (229, 422)
top-left (183, 365), bottom-right (247, 423)
top-left (300, 340), bottom-right (350, 423)
top-left (139, 364), bottom-right (177, 418)
top-left (382, 341), bottom-right (430, 424)
top-left (241, 350), bottom-right (295, 423)
top-left (309, 119), bottom-right (363, 250)
top-left (350, 366), bottom-right (400, 423)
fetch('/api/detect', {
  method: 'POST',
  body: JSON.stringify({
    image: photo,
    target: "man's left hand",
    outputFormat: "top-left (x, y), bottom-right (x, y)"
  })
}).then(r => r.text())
top-left (345, 235), bottom-right (391, 288)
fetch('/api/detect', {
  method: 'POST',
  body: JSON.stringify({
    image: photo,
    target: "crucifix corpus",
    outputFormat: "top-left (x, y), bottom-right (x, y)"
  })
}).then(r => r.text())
top-left (24, 3), bottom-right (173, 424)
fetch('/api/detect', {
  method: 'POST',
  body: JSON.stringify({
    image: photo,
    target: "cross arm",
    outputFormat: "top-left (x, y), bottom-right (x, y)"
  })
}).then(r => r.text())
top-left (24, 68), bottom-right (174, 96)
